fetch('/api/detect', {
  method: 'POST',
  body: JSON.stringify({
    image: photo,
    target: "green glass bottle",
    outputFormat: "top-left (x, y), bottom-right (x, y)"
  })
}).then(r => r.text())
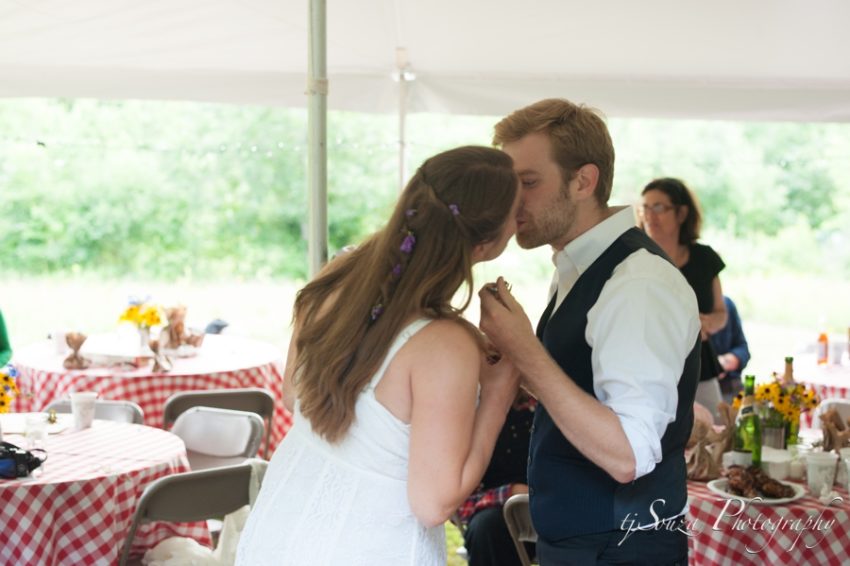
top-left (734, 374), bottom-right (762, 468)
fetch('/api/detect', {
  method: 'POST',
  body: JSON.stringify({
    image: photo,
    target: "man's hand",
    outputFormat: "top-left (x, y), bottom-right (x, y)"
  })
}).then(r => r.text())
top-left (478, 277), bottom-right (536, 364)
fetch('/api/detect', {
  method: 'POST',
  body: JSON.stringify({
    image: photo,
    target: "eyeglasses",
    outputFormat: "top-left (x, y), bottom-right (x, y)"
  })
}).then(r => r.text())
top-left (638, 203), bottom-right (676, 216)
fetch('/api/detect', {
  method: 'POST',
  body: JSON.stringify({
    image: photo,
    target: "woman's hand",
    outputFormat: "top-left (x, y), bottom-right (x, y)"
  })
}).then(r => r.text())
top-left (479, 348), bottom-right (520, 404)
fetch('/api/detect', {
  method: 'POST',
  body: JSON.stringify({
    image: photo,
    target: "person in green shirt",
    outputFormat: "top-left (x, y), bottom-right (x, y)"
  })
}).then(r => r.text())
top-left (0, 309), bottom-right (11, 365)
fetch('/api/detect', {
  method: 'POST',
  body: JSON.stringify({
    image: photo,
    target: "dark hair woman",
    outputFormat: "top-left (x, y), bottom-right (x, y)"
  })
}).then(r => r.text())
top-left (237, 145), bottom-right (522, 566)
top-left (639, 177), bottom-right (728, 421)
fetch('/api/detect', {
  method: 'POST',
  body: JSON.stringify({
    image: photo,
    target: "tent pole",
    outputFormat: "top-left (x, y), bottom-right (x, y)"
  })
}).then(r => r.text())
top-left (307, 0), bottom-right (328, 277)
top-left (398, 73), bottom-right (407, 192)
top-left (395, 48), bottom-right (412, 193)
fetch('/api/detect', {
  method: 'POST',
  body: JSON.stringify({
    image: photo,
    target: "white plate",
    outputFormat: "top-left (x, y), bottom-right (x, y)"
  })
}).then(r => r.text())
top-left (0, 412), bottom-right (72, 435)
top-left (161, 345), bottom-right (199, 358)
top-left (706, 478), bottom-right (806, 505)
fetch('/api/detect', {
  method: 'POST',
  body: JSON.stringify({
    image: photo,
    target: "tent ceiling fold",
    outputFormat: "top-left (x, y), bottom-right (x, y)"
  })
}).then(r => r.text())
top-left (2, 0), bottom-right (849, 122)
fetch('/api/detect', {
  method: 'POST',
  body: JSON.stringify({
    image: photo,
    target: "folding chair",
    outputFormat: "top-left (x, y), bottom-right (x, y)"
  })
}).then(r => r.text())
top-left (46, 398), bottom-right (145, 424)
top-left (811, 397), bottom-right (850, 430)
top-left (118, 462), bottom-right (265, 566)
top-left (171, 406), bottom-right (264, 470)
top-left (163, 388), bottom-right (275, 456)
top-left (503, 494), bottom-right (538, 566)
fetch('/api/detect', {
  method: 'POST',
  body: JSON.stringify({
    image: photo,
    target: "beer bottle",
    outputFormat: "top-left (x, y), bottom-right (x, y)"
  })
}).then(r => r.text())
top-left (734, 374), bottom-right (761, 468)
top-left (817, 329), bottom-right (829, 365)
top-left (781, 356), bottom-right (795, 385)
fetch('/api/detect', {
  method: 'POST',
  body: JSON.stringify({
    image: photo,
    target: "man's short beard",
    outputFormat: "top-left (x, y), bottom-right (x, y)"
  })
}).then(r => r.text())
top-left (516, 183), bottom-right (574, 249)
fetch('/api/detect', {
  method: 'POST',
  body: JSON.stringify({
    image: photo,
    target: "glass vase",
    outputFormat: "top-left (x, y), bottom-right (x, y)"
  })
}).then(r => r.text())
top-left (138, 326), bottom-right (151, 350)
top-left (762, 425), bottom-right (786, 449)
top-left (785, 417), bottom-right (800, 447)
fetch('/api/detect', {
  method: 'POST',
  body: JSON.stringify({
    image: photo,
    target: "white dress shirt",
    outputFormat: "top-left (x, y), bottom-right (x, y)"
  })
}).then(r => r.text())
top-left (549, 206), bottom-right (700, 480)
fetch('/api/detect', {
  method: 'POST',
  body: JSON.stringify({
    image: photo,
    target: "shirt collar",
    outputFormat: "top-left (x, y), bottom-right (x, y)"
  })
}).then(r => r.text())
top-left (551, 205), bottom-right (636, 281)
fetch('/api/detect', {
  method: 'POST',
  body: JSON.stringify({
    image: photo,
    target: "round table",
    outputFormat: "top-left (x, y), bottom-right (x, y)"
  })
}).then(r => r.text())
top-left (11, 334), bottom-right (292, 455)
top-left (0, 419), bottom-right (211, 565)
top-left (687, 480), bottom-right (849, 565)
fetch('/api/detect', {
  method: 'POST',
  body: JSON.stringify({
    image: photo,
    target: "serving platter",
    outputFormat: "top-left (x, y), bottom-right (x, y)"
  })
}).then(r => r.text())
top-left (706, 478), bottom-right (806, 505)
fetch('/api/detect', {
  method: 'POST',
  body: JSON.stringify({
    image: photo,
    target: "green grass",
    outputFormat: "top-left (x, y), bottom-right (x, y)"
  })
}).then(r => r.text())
top-left (445, 522), bottom-right (466, 566)
top-left (3, 262), bottom-right (848, 381)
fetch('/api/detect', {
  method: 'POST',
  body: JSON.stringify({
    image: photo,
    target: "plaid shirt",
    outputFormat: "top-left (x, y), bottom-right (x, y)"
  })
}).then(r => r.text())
top-left (456, 484), bottom-right (513, 524)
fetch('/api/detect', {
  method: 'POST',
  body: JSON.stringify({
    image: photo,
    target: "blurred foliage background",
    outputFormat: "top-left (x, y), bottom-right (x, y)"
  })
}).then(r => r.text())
top-left (3, 98), bottom-right (848, 280)
top-left (2, 98), bottom-right (849, 366)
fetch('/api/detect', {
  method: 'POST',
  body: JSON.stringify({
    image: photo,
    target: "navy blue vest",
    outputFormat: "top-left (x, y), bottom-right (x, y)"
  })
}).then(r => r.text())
top-left (528, 227), bottom-right (700, 542)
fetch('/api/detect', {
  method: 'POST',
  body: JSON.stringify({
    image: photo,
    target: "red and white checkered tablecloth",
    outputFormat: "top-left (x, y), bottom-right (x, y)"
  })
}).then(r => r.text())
top-left (687, 480), bottom-right (849, 565)
top-left (0, 420), bottom-right (211, 565)
top-left (11, 334), bottom-right (293, 457)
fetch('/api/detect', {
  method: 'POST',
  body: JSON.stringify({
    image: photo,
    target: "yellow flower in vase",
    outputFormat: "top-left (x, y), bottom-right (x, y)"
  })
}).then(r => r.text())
top-left (139, 306), bottom-right (162, 329)
top-left (119, 299), bottom-right (163, 330)
top-left (119, 304), bottom-right (142, 325)
top-left (0, 363), bottom-right (19, 414)
top-left (735, 372), bottom-right (820, 448)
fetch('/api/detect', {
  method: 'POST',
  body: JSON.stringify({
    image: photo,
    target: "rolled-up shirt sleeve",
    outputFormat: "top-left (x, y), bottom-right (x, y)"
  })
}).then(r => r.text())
top-left (586, 250), bottom-right (700, 480)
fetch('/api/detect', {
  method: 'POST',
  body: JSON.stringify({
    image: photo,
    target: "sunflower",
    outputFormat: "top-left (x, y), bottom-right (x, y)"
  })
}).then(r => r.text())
top-left (0, 364), bottom-right (18, 414)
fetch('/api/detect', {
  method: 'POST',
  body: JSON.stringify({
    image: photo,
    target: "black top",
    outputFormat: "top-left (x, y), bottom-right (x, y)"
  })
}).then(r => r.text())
top-left (679, 243), bottom-right (725, 314)
top-left (679, 243), bottom-right (725, 381)
top-left (479, 401), bottom-right (534, 490)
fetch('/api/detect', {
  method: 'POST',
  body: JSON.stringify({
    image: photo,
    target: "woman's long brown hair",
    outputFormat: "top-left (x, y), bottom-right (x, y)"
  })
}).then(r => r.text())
top-left (293, 145), bottom-right (518, 442)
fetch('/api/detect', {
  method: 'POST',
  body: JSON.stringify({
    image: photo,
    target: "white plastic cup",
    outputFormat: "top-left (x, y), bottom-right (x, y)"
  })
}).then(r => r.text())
top-left (25, 414), bottom-right (48, 450)
top-left (789, 458), bottom-right (805, 480)
top-left (806, 451), bottom-right (839, 496)
top-left (70, 392), bottom-right (98, 430)
top-left (727, 451), bottom-right (753, 468)
top-left (52, 330), bottom-right (68, 355)
top-left (836, 447), bottom-right (850, 487)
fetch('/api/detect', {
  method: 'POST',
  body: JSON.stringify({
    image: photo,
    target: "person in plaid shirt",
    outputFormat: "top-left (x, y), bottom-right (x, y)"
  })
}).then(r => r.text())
top-left (458, 393), bottom-right (536, 566)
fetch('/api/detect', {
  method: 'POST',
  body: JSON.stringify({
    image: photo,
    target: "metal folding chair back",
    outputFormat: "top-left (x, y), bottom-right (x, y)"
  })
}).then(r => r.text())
top-left (812, 397), bottom-right (850, 430)
top-left (118, 463), bottom-right (254, 566)
top-left (503, 494), bottom-right (537, 566)
top-left (163, 388), bottom-right (275, 456)
top-left (46, 399), bottom-right (145, 424)
top-left (171, 406), bottom-right (264, 470)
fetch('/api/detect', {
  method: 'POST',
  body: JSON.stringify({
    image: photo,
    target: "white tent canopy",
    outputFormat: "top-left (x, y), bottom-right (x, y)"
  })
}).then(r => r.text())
top-left (3, 0), bottom-right (850, 122)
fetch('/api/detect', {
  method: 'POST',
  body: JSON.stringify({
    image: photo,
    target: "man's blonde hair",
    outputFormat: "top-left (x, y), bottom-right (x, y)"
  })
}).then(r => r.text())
top-left (493, 98), bottom-right (615, 205)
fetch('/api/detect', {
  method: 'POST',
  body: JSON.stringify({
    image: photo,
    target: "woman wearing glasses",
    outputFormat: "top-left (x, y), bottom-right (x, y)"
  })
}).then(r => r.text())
top-left (638, 178), bottom-right (728, 421)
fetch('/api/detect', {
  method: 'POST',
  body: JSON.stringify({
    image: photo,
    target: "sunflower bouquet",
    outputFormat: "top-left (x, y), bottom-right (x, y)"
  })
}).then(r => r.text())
top-left (0, 363), bottom-right (19, 414)
top-left (119, 298), bottom-right (163, 329)
top-left (733, 374), bottom-right (819, 445)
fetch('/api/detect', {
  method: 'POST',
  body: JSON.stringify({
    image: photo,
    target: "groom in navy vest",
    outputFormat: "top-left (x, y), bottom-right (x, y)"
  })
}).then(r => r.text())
top-left (479, 98), bottom-right (701, 565)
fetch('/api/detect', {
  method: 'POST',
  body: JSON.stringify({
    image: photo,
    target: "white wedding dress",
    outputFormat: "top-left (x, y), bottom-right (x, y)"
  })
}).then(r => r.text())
top-left (235, 318), bottom-right (446, 566)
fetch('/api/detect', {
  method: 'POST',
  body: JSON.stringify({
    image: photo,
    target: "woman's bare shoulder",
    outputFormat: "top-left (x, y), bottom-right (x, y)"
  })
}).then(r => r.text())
top-left (407, 318), bottom-right (479, 361)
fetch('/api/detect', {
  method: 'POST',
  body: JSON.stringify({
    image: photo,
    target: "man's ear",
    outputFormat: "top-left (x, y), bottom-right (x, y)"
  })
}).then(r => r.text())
top-left (574, 163), bottom-right (600, 201)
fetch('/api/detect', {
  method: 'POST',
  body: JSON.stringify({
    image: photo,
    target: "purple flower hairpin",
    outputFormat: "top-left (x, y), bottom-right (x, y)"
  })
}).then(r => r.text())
top-left (448, 204), bottom-right (460, 216)
top-left (392, 264), bottom-right (403, 278)
top-left (370, 304), bottom-right (384, 321)
top-left (405, 208), bottom-right (417, 217)
top-left (400, 232), bottom-right (416, 254)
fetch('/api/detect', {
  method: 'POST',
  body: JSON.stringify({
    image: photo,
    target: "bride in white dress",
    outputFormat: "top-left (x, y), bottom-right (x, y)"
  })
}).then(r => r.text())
top-left (236, 146), bottom-right (522, 566)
